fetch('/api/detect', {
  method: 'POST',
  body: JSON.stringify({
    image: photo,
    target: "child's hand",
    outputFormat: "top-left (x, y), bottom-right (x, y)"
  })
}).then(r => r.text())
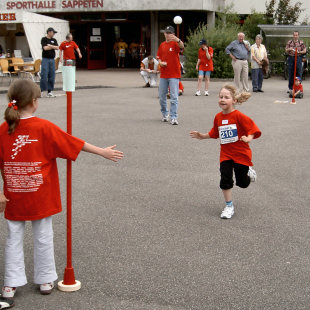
top-left (190, 131), bottom-right (202, 140)
top-left (101, 145), bottom-right (124, 162)
top-left (0, 193), bottom-right (9, 213)
top-left (240, 135), bottom-right (252, 143)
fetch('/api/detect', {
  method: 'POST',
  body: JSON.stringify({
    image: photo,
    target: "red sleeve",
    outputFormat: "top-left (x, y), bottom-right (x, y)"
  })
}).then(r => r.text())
top-left (174, 41), bottom-right (180, 54)
top-left (44, 122), bottom-right (85, 160)
top-left (59, 42), bottom-right (65, 51)
top-left (209, 47), bottom-right (214, 58)
top-left (238, 113), bottom-right (261, 139)
top-left (208, 116), bottom-right (219, 139)
top-left (157, 44), bottom-right (162, 60)
top-left (73, 41), bottom-right (79, 49)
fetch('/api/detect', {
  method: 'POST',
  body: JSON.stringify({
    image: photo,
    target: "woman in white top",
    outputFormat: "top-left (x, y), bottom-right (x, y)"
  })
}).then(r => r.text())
top-left (250, 35), bottom-right (267, 92)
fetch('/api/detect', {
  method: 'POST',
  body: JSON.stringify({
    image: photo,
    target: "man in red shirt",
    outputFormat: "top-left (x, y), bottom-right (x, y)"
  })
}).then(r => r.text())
top-left (157, 25), bottom-right (184, 125)
top-left (59, 33), bottom-right (82, 63)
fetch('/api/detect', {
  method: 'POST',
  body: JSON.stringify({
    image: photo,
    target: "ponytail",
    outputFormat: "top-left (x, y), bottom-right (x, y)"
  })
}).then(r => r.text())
top-left (4, 103), bottom-right (20, 134)
top-left (221, 84), bottom-right (251, 104)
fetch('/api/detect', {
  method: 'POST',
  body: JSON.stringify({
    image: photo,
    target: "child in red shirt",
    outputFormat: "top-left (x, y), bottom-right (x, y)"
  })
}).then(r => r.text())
top-left (195, 39), bottom-right (214, 96)
top-left (289, 76), bottom-right (303, 98)
top-left (190, 84), bottom-right (261, 219)
top-left (0, 80), bottom-right (123, 305)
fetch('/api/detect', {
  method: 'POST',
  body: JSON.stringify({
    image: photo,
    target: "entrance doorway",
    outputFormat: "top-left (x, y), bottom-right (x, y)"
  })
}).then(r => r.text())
top-left (105, 22), bottom-right (142, 68)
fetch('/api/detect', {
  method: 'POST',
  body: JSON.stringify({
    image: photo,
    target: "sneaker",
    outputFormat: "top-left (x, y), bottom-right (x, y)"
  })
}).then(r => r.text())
top-left (0, 296), bottom-right (14, 308)
top-left (220, 205), bottom-right (234, 219)
top-left (161, 115), bottom-right (169, 122)
top-left (41, 92), bottom-right (46, 98)
top-left (170, 119), bottom-right (178, 125)
top-left (40, 282), bottom-right (54, 295)
top-left (143, 82), bottom-right (150, 88)
top-left (195, 90), bottom-right (201, 96)
top-left (2, 287), bottom-right (16, 299)
top-left (47, 92), bottom-right (56, 98)
top-left (204, 90), bottom-right (209, 96)
top-left (248, 166), bottom-right (257, 182)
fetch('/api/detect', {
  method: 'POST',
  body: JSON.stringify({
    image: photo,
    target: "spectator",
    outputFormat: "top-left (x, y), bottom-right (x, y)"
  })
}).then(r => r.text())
top-left (250, 35), bottom-right (267, 92)
top-left (226, 32), bottom-right (250, 92)
top-left (285, 31), bottom-right (306, 92)
top-left (59, 33), bottom-right (82, 63)
top-left (129, 39), bottom-right (140, 66)
top-left (195, 38), bottom-right (213, 96)
top-left (140, 55), bottom-right (159, 87)
top-left (40, 27), bottom-right (59, 98)
top-left (157, 25), bottom-right (184, 125)
top-left (117, 38), bottom-right (128, 68)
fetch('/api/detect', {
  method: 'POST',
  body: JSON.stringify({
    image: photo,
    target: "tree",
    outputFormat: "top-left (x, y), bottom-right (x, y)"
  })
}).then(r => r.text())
top-left (243, 10), bottom-right (268, 41)
top-left (265, 0), bottom-right (304, 24)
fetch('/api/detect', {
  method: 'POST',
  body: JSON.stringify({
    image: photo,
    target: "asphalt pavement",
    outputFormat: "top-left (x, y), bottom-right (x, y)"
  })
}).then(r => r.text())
top-left (0, 71), bottom-right (309, 310)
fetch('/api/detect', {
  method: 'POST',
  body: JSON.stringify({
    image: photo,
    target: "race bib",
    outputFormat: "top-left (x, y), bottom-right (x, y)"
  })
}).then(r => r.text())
top-left (219, 124), bottom-right (238, 144)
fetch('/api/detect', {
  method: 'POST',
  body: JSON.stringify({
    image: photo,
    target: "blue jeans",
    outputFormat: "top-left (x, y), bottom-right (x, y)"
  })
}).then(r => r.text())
top-left (287, 55), bottom-right (302, 90)
top-left (40, 58), bottom-right (55, 92)
top-left (251, 68), bottom-right (263, 91)
top-left (158, 78), bottom-right (179, 119)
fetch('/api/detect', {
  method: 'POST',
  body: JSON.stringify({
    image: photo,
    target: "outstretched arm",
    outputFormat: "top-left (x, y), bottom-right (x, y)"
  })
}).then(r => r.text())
top-left (82, 143), bottom-right (123, 162)
top-left (190, 131), bottom-right (210, 140)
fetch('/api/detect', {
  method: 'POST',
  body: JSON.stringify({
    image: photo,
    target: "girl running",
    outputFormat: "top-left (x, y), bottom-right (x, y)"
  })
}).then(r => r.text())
top-left (190, 84), bottom-right (261, 219)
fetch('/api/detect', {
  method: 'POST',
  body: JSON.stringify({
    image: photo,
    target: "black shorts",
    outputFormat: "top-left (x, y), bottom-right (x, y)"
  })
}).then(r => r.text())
top-left (220, 160), bottom-right (250, 190)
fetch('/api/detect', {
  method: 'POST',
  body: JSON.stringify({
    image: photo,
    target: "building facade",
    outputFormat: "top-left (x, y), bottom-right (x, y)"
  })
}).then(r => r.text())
top-left (1, 0), bottom-right (308, 69)
top-left (0, 0), bottom-right (225, 69)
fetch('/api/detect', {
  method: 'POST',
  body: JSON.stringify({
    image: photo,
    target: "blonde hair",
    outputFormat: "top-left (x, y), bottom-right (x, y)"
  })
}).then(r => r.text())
top-left (5, 79), bottom-right (41, 134)
top-left (220, 84), bottom-right (251, 104)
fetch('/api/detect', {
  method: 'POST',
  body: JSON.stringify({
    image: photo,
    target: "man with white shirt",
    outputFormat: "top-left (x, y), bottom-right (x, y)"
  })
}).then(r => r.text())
top-left (140, 56), bottom-right (159, 87)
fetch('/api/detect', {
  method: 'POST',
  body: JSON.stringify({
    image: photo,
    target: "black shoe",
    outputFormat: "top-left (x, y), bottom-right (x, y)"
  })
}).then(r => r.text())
top-left (258, 89), bottom-right (264, 92)
top-left (143, 82), bottom-right (150, 88)
top-left (253, 89), bottom-right (258, 92)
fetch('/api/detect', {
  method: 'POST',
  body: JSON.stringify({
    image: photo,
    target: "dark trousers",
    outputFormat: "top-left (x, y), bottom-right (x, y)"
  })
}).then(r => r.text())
top-left (220, 160), bottom-right (250, 190)
top-left (287, 55), bottom-right (302, 90)
top-left (40, 58), bottom-right (56, 92)
top-left (251, 68), bottom-right (263, 91)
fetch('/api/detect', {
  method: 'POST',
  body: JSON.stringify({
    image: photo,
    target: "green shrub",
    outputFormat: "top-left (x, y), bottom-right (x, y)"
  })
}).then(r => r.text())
top-left (184, 24), bottom-right (240, 78)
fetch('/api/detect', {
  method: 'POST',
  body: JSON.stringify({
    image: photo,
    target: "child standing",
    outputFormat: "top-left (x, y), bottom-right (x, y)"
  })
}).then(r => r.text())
top-left (0, 80), bottom-right (123, 305)
top-left (195, 39), bottom-right (214, 96)
top-left (190, 84), bottom-right (261, 219)
top-left (289, 76), bottom-right (303, 98)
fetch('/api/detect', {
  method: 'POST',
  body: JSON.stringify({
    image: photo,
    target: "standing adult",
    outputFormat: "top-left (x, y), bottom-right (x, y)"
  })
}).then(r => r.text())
top-left (195, 38), bottom-right (213, 96)
top-left (285, 31), bottom-right (306, 92)
top-left (157, 25), bottom-right (184, 125)
top-left (225, 32), bottom-right (250, 92)
top-left (40, 27), bottom-right (59, 98)
top-left (59, 33), bottom-right (82, 63)
top-left (250, 35), bottom-right (267, 92)
top-left (117, 38), bottom-right (128, 68)
top-left (140, 55), bottom-right (159, 87)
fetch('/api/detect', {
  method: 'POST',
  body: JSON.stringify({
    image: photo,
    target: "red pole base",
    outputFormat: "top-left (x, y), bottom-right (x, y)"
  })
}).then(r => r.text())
top-left (63, 267), bottom-right (76, 285)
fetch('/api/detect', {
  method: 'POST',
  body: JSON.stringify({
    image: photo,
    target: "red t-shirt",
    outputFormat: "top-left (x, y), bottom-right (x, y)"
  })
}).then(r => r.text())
top-left (208, 110), bottom-right (261, 166)
top-left (0, 117), bottom-right (85, 221)
top-left (293, 83), bottom-right (303, 92)
top-left (157, 41), bottom-right (181, 78)
top-left (198, 47), bottom-right (214, 71)
top-left (59, 40), bottom-right (79, 60)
